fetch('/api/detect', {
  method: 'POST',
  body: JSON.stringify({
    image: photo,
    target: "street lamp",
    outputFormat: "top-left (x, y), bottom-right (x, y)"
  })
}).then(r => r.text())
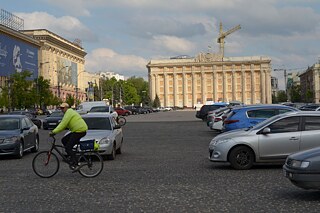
top-left (57, 65), bottom-right (69, 98)
top-left (274, 68), bottom-right (288, 101)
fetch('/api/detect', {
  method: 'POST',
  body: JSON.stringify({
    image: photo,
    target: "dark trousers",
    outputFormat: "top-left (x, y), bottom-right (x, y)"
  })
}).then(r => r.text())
top-left (62, 132), bottom-right (86, 164)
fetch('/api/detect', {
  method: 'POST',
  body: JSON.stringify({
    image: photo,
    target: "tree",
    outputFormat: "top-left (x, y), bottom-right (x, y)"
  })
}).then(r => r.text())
top-left (65, 94), bottom-right (75, 107)
top-left (290, 85), bottom-right (301, 102)
top-left (10, 71), bottom-right (34, 110)
top-left (277, 90), bottom-right (287, 102)
top-left (32, 76), bottom-right (52, 109)
top-left (153, 94), bottom-right (161, 108)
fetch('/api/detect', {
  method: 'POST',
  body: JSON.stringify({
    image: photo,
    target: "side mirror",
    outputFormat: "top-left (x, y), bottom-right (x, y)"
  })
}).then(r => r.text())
top-left (262, 127), bottom-right (271, 134)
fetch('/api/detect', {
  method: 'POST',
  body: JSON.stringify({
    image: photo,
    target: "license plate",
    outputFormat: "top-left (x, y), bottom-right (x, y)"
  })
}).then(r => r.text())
top-left (49, 123), bottom-right (56, 125)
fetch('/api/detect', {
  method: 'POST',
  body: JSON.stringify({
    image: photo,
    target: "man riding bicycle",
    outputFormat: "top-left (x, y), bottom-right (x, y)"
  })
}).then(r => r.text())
top-left (49, 103), bottom-right (88, 170)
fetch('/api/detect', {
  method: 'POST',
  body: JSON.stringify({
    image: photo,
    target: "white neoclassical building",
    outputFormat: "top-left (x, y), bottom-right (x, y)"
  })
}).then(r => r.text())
top-left (147, 53), bottom-right (272, 108)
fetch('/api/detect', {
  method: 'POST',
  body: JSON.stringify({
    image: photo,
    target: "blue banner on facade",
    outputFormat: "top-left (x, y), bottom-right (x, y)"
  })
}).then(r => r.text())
top-left (0, 33), bottom-right (38, 79)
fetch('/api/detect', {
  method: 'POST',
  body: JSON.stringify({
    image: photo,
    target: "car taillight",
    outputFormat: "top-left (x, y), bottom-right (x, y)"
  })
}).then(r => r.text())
top-left (222, 115), bottom-right (227, 121)
top-left (224, 119), bottom-right (239, 124)
top-left (214, 117), bottom-right (222, 122)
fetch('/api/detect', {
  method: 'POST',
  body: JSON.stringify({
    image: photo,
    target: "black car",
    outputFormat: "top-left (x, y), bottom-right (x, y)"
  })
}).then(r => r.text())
top-left (42, 110), bottom-right (64, 130)
top-left (9, 110), bottom-right (42, 129)
top-left (0, 115), bottom-right (39, 158)
top-left (196, 103), bottom-right (229, 121)
top-left (283, 146), bottom-right (320, 190)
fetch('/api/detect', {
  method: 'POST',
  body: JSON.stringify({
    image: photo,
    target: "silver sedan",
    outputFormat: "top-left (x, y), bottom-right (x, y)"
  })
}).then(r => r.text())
top-left (81, 113), bottom-right (124, 160)
top-left (209, 111), bottom-right (320, 170)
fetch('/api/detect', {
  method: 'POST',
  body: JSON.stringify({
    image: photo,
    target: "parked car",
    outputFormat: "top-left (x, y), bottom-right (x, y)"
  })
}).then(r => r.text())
top-left (87, 105), bottom-right (118, 119)
top-left (222, 104), bottom-right (299, 132)
top-left (80, 113), bottom-right (124, 160)
top-left (196, 103), bottom-right (229, 121)
top-left (0, 115), bottom-right (39, 158)
top-left (209, 111), bottom-right (320, 170)
top-left (9, 110), bottom-right (42, 129)
top-left (42, 110), bottom-right (64, 130)
top-left (283, 146), bottom-right (320, 190)
top-left (76, 101), bottom-right (107, 114)
top-left (124, 106), bottom-right (140, 115)
top-left (298, 104), bottom-right (320, 111)
top-left (209, 107), bottom-right (233, 132)
top-left (115, 107), bottom-right (131, 116)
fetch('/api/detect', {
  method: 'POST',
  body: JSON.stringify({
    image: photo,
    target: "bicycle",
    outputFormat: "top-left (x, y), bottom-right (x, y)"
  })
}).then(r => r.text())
top-left (32, 135), bottom-right (103, 178)
top-left (117, 116), bottom-right (126, 126)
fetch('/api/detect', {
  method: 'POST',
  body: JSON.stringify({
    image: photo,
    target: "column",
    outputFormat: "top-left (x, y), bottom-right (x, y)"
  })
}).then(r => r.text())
top-left (241, 65), bottom-right (246, 104)
top-left (173, 71), bottom-right (177, 107)
top-left (201, 66), bottom-right (206, 104)
top-left (222, 65), bottom-right (227, 102)
top-left (192, 71), bottom-right (196, 107)
top-left (213, 65), bottom-right (217, 102)
top-left (265, 68), bottom-right (272, 103)
top-left (182, 67), bottom-right (187, 107)
top-left (164, 72), bottom-right (168, 107)
top-left (232, 65), bottom-right (236, 101)
top-left (260, 69), bottom-right (266, 104)
top-left (251, 64), bottom-right (255, 104)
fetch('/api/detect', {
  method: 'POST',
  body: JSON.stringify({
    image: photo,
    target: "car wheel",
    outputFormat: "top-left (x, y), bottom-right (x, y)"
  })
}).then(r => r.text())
top-left (229, 146), bottom-right (254, 170)
top-left (16, 142), bottom-right (24, 159)
top-left (116, 139), bottom-right (123, 154)
top-left (107, 144), bottom-right (116, 160)
top-left (31, 136), bottom-right (39, 153)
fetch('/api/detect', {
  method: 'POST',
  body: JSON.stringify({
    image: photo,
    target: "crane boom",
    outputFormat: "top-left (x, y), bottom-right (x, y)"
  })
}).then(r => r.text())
top-left (217, 22), bottom-right (241, 57)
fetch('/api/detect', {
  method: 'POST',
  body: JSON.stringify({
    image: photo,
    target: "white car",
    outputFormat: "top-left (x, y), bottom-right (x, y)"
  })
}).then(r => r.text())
top-left (87, 105), bottom-right (118, 120)
top-left (209, 108), bottom-right (232, 132)
top-left (80, 113), bottom-right (123, 160)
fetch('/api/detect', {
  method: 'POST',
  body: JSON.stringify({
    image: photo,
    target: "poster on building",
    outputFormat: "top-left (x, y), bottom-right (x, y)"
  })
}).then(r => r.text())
top-left (0, 33), bottom-right (38, 79)
top-left (56, 57), bottom-right (77, 87)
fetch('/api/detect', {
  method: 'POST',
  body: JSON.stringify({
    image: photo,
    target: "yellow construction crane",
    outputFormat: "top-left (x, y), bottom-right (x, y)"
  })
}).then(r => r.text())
top-left (217, 22), bottom-right (241, 57)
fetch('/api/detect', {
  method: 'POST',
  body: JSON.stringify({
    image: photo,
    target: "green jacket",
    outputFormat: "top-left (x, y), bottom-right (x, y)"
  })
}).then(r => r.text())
top-left (52, 108), bottom-right (88, 134)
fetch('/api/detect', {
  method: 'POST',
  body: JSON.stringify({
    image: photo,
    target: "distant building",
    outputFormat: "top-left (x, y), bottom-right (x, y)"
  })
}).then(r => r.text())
top-left (299, 63), bottom-right (320, 103)
top-left (147, 53), bottom-right (272, 108)
top-left (100, 71), bottom-right (124, 81)
top-left (271, 76), bottom-right (279, 97)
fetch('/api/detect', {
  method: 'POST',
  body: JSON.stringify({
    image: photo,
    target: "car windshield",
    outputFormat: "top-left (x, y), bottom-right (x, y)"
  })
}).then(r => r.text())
top-left (83, 117), bottom-right (112, 130)
top-left (0, 118), bottom-right (20, 130)
top-left (50, 111), bottom-right (64, 117)
top-left (89, 107), bottom-right (109, 112)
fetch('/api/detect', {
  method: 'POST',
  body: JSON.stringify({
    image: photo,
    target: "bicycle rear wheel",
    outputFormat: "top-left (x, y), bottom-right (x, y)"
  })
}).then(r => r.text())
top-left (32, 151), bottom-right (60, 178)
top-left (77, 152), bottom-right (103, 178)
top-left (117, 116), bottom-right (126, 126)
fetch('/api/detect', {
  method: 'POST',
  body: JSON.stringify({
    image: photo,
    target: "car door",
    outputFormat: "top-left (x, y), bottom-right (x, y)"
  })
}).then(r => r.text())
top-left (258, 116), bottom-right (301, 161)
top-left (21, 118), bottom-right (33, 148)
top-left (300, 116), bottom-right (320, 151)
top-left (111, 117), bottom-right (122, 149)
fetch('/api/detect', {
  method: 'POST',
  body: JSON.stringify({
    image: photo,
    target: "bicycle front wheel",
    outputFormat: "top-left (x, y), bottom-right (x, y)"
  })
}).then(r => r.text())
top-left (78, 152), bottom-right (103, 178)
top-left (32, 151), bottom-right (60, 178)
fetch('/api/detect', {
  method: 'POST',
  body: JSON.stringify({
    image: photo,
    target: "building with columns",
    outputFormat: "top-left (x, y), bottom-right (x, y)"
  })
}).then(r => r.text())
top-left (147, 53), bottom-right (272, 108)
top-left (299, 63), bottom-right (320, 103)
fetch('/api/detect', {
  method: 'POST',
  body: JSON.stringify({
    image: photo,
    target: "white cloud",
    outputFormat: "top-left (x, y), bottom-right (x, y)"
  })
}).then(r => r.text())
top-left (14, 12), bottom-right (97, 42)
top-left (85, 48), bottom-right (148, 77)
top-left (152, 35), bottom-right (195, 54)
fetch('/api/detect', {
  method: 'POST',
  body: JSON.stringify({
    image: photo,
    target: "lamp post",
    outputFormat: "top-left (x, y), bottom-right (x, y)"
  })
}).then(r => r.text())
top-left (57, 65), bottom-right (69, 98)
top-left (274, 68), bottom-right (288, 101)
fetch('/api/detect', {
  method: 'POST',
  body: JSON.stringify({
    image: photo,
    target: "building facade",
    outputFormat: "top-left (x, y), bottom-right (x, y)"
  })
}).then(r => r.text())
top-left (299, 63), bottom-right (320, 103)
top-left (21, 29), bottom-right (92, 102)
top-left (271, 76), bottom-right (279, 97)
top-left (147, 53), bottom-right (272, 108)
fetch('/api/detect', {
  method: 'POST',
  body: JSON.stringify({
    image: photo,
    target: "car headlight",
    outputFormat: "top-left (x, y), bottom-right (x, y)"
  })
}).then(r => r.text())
top-left (291, 160), bottom-right (310, 168)
top-left (214, 138), bottom-right (232, 145)
top-left (4, 136), bottom-right (18, 143)
top-left (99, 137), bottom-right (111, 145)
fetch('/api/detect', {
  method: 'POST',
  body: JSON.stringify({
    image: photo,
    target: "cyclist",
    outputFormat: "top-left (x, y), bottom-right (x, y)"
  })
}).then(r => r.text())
top-left (49, 103), bottom-right (88, 170)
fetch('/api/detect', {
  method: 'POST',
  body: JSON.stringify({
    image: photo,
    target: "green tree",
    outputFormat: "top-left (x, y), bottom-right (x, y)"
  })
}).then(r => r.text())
top-left (153, 94), bottom-right (161, 108)
top-left (290, 85), bottom-right (301, 102)
top-left (277, 90), bottom-right (287, 102)
top-left (272, 94), bottom-right (278, 103)
top-left (11, 71), bottom-right (34, 110)
top-left (65, 94), bottom-right (75, 107)
top-left (306, 90), bottom-right (314, 103)
top-left (32, 76), bottom-right (52, 109)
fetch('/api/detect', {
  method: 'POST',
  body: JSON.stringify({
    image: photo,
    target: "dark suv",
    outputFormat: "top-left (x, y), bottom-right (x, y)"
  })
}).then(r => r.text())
top-left (196, 103), bottom-right (229, 121)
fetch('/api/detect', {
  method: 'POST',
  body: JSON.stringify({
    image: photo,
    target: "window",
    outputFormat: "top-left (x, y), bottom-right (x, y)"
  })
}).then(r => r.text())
top-left (25, 118), bottom-right (34, 128)
top-left (21, 118), bottom-right (28, 129)
top-left (267, 117), bottom-right (300, 133)
top-left (304, 116), bottom-right (320, 131)
top-left (84, 117), bottom-right (111, 130)
top-left (247, 109), bottom-right (276, 118)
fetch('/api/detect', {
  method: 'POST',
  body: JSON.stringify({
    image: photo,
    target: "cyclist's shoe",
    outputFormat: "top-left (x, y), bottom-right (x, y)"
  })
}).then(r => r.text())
top-left (70, 163), bottom-right (81, 172)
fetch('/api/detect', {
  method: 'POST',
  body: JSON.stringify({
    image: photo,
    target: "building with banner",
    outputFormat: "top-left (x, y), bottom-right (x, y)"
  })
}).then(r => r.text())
top-left (147, 53), bottom-right (272, 108)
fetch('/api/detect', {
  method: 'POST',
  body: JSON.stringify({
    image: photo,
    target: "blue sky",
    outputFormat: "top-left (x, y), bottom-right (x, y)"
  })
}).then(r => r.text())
top-left (2, 0), bottom-right (320, 89)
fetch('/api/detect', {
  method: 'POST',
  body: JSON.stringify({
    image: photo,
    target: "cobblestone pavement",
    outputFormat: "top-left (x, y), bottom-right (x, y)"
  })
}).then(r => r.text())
top-left (1, 110), bottom-right (320, 212)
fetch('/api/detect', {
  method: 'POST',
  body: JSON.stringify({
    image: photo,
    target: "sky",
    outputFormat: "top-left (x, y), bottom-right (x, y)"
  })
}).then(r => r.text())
top-left (2, 0), bottom-right (320, 89)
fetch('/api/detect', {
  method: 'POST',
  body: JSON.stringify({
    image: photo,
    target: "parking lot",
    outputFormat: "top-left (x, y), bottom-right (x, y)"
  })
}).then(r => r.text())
top-left (0, 110), bottom-right (320, 212)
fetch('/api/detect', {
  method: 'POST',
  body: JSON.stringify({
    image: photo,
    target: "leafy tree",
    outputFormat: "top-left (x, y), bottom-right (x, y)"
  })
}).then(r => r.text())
top-left (32, 76), bottom-right (52, 109)
top-left (65, 94), bottom-right (75, 107)
top-left (153, 94), bottom-right (161, 108)
top-left (306, 90), bottom-right (314, 103)
top-left (290, 85), bottom-right (301, 103)
top-left (277, 90), bottom-right (287, 102)
top-left (10, 71), bottom-right (34, 110)
top-left (272, 94), bottom-right (278, 103)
